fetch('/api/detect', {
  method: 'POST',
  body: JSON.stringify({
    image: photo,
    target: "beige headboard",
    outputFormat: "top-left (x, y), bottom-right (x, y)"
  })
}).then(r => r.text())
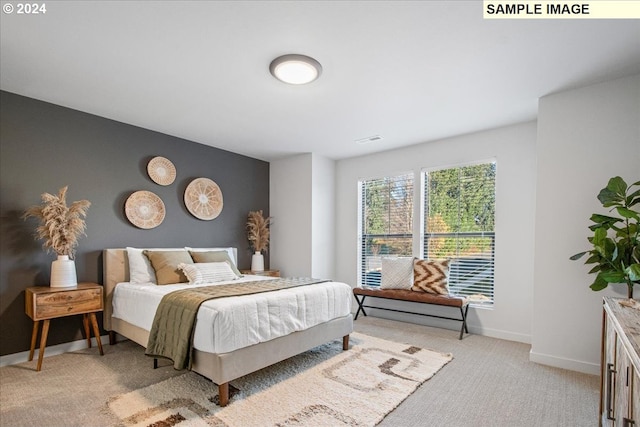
top-left (102, 248), bottom-right (239, 330)
top-left (103, 249), bottom-right (129, 331)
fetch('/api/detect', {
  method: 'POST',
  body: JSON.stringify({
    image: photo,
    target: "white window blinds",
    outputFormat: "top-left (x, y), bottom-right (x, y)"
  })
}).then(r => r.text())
top-left (359, 173), bottom-right (413, 287)
top-left (422, 162), bottom-right (496, 304)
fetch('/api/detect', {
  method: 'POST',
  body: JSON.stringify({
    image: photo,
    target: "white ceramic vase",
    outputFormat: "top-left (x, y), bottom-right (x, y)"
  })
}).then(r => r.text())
top-left (50, 255), bottom-right (78, 288)
top-left (251, 251), bottom-right (264, 272)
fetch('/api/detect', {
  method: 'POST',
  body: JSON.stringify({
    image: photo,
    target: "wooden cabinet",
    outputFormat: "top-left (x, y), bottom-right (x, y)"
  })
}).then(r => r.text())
top-left (25, 283), bottom-right (104, 371)
top-left (240, 269), bottom-right (280, 277)
top-left (600, 297), bottom-right (639, 426)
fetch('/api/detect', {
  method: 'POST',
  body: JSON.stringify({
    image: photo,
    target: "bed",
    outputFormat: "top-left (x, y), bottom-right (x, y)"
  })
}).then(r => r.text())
top-left (102, 248), bottom-right (353, 406)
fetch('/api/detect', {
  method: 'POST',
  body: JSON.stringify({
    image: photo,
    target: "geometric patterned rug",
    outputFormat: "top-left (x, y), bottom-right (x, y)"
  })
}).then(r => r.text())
top-left (107, 332), bottom-right (452, 427)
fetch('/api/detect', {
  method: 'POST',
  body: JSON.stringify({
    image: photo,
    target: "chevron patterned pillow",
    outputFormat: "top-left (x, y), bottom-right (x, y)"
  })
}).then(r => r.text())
top-left (412, 258), bottom-right (450, 295)
top-left (381, 257), bottom-right (414, 289)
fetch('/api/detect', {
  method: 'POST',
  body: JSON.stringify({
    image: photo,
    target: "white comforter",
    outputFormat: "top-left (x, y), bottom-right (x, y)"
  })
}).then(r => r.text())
top-left (112, 275), bottom-right (352, 354)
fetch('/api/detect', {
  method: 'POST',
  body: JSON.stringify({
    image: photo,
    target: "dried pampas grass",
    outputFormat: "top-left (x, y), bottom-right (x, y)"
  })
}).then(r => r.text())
top-left (246, 210), bottom-right (271, 253)
top-left (23, 186), bottom-right (91, 259)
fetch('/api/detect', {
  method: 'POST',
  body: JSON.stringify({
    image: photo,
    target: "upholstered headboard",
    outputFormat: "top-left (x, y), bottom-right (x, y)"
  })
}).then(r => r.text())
top-left (102, 248), bottom-right (238, 331)
top-left (103, 249), bottom-right (129, 331)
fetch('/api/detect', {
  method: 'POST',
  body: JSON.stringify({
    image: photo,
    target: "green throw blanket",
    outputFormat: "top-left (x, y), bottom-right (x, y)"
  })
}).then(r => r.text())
top-left (145, 278), bottom-right (329, 369)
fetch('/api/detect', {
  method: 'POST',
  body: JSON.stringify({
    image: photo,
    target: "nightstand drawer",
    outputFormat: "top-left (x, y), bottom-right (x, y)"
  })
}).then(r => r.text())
top-left (35, 288), bottom-right (102, 319)
top-left (26, 285), bottom-right (103, 320)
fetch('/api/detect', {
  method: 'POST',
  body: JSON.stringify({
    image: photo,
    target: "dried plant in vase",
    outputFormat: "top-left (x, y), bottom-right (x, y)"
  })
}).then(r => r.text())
top-left (23, 186), bottom-right (91, 287)
top-left (246, 210), bottom-right (271, 253)
top-left (23, 186), bottom-right (91, 258)
top-left (246, 210), bottom-right (271, 272)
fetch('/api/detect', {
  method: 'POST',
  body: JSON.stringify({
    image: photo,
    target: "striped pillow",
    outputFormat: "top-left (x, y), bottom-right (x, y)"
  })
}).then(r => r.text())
top-left (412, 258), bottom-right (450, 295)
top-left (177, 262), bottom-right (239, 285)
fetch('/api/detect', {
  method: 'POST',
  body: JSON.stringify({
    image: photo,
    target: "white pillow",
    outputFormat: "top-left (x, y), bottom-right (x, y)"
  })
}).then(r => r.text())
top-left (381, 257), bottom-right (414, 290)
top-left (126, 247), bottom-right (187, 284)
top-left (177, 262), bottom-right (239, 285)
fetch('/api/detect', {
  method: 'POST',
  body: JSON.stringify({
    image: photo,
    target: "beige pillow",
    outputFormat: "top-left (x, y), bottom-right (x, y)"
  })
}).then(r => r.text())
top-left (412, 258), bottom-right (450, 295)
top-left (144, 250), bottom-right (194, 285)
top-left (189, 250), bottom-right (242, 277)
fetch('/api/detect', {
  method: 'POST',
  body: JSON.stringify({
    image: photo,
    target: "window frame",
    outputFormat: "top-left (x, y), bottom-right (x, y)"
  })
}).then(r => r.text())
top-left (357, 171), bottom-right (415, 288)
top-left (420, 159), bottom-right (497, 307)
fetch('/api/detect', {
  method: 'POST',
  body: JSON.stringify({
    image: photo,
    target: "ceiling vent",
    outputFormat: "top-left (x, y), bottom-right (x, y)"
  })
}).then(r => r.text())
top-left (355, 135), bottom-right (383, 145)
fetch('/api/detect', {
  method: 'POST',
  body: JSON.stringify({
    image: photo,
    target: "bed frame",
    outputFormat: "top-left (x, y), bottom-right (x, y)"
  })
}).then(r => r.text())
top-left (102, 248), bottom-right (353, 406)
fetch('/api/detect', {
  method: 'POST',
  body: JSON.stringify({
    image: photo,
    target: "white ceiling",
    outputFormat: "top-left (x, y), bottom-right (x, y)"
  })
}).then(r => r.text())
top-left (2, 1), bottom-right (639, 161)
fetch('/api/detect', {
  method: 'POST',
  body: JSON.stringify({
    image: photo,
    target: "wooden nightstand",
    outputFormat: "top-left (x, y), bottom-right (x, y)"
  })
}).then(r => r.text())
top-left (240, 269), bottom-right (280, 277)
top-left (25, 282), bottom-right (104, 371)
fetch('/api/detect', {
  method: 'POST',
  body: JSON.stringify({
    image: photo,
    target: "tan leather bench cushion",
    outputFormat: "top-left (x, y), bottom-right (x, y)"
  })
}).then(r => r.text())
top-left (353, 287), bottom-right (468, 308)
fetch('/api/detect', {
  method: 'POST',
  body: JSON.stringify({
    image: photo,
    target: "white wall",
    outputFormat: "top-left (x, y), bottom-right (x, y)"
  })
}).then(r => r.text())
top-left (531, 74), bottom-right (640, 374)
top-left (270, 154), bottom-right (313, 276)
top-left (335, 121), bottom-right (538, 343)
top-left (270, 153), bottom-right (336, 278)
top-left (311, 154), bottom-right (336, 279)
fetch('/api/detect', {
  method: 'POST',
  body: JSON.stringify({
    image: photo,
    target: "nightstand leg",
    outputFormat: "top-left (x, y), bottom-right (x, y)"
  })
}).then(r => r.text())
top-left (29, 320), bottom-right (40, 361)
top-left (89, 313), bottom-right (104, 356)
top-left (83, 314), bottom-right (91, 348)
top-left (36, 319), bottom-right (50, 372)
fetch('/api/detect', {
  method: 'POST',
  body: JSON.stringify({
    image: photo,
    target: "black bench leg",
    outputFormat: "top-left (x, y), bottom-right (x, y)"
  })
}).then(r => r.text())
top-left (153, 358), bottom-right (158, 369)
top-left (463, 305), bottom-right (469, 333)
top-left (459, 305), bottom-right (470, 340)
top-left (354, 295), bottom-right (367, 320)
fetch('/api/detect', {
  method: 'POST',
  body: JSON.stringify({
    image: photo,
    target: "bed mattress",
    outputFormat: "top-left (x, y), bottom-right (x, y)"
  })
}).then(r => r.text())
top-left (112, 275), bottom-right (352, 354)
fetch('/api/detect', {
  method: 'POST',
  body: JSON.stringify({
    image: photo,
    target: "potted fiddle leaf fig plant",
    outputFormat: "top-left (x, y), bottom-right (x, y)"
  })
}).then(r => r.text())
top-left (570, 176), bottom-right (639, 302)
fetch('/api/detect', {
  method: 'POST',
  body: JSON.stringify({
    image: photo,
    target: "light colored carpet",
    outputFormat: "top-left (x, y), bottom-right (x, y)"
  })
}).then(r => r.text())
top-left (357, 316), bottom-right (600, 427)
top-left (0, 316), bottom-right (599, 426)
top-left (107, 333), bottom-right (451, 426)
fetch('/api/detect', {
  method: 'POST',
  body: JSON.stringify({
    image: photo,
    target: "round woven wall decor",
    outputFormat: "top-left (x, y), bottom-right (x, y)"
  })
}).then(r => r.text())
top-left (184, 177), bottom-right (223, 220)
top-left (147, 156), bottom-right (176, 186)
top-left (125, 190), bottom-right (165, 229)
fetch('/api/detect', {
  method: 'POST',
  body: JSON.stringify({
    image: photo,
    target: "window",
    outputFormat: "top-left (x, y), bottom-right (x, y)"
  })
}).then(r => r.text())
top-left (358, 173), bottom-right (413, 287)
top-left (422, 162), bottom-right (496, 305)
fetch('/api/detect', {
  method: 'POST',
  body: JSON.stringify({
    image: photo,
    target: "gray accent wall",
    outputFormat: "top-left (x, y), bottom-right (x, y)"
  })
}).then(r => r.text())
top-left (0, 91), bottom-right (270, 356)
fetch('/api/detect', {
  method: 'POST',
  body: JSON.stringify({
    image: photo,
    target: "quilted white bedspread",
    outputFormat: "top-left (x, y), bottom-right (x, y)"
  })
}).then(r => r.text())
top-left (112, 275), bottom-right (352, 354)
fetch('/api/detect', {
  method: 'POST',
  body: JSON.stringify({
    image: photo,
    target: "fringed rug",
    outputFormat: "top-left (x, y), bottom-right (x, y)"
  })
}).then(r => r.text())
top-left (107, 332), bottom-right (452, 427)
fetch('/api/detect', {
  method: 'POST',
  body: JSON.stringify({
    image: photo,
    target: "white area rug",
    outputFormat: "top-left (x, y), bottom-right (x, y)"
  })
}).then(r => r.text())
top-left (107, 332), bottom-right (452, 427)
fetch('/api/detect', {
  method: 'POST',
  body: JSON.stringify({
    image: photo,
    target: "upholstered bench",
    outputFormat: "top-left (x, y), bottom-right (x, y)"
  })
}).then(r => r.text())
top-left (353, 286), bottom-right (470, 339)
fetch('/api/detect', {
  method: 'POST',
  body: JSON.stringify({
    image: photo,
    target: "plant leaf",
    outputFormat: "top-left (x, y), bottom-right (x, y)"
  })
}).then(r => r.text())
top-left (608, 176), bottom-right (628, 196)
top-left (586, 254), bottom-right (600, 264)
top-left (570, 252), bottom-right (587, 261)
top-left (590, 275), bottom-right (609, 291)
top-left (588, 265), bottom-right (601, 274)
top-left (598, 190), bottom-right (621, 207)
top-left (600, 270), bottom-right (626, 283)
top-left (597, 177), bottom-right (626, 207)
top-left (616, 206), bottom-right (640, 220)
top-left (627, 264), bottom-right (640, 281)
top-left (626, 188), bottom-right (640, 205)
top-left (593, 227), bottom-right (607, 246)
top-left (590, 213), bottom-right (621, 225)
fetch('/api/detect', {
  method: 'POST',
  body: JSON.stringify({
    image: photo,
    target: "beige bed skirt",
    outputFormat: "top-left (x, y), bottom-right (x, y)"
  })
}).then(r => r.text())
top-left (110, 314), bottom-right (353, 385)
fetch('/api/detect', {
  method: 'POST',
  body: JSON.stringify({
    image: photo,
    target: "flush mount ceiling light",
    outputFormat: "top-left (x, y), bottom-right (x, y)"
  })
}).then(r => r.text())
top-left (269, 54), bottom-right (322, 85)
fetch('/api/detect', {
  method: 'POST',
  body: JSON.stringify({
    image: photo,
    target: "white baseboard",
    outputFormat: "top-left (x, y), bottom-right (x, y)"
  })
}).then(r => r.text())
top-left (0, 335), bottom-right (109, 368)
top-left (468, 325), bottom-right (531, 344)
top-left (360, 308), bottom-right (532, 344)
top-left (529, 350), bottom-right (600, 375)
